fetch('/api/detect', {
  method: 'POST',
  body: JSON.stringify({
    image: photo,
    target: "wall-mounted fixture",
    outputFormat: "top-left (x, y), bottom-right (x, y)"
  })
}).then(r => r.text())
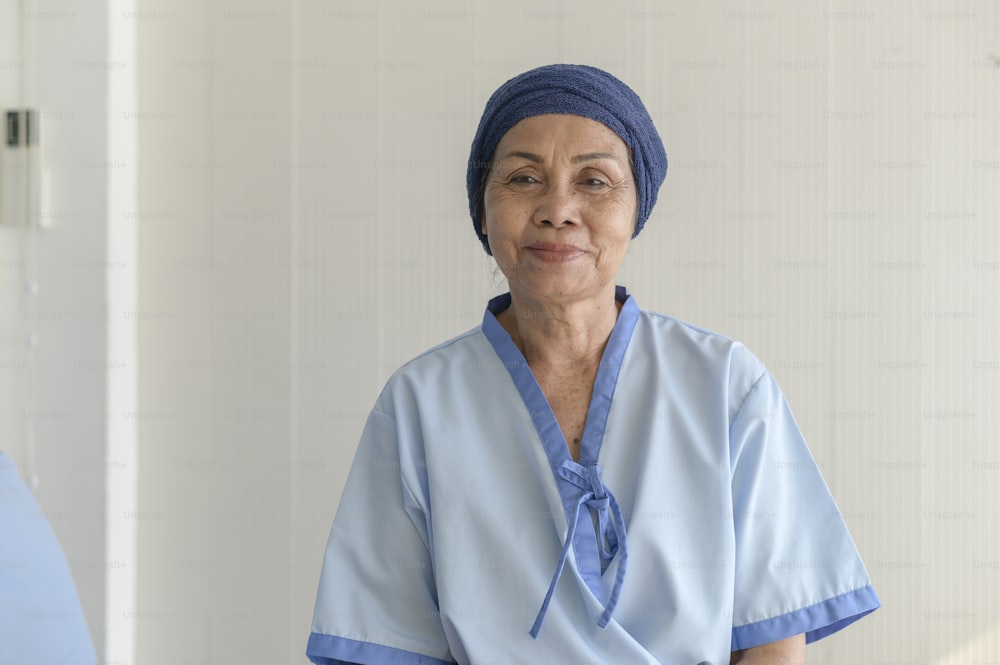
top-left (1, 107), bottom-right (41, 228)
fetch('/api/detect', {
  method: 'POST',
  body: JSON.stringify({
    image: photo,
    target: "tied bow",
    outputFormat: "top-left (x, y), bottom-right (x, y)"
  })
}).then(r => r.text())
top-left (529, 461), bottom-right (629, 638)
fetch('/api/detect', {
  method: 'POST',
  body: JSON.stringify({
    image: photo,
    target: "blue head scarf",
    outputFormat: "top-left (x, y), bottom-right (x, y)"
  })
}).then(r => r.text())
top-left (467, 64), bottom-right (667, 255)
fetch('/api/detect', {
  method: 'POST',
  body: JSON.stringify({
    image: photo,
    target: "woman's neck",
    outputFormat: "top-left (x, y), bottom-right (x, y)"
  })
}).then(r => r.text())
top-left (498, 287), bottom-right (621, 371)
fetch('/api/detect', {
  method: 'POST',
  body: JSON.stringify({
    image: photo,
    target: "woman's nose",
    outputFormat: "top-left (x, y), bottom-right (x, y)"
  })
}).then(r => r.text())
top-left (532, 182), bottom-right (580, 228)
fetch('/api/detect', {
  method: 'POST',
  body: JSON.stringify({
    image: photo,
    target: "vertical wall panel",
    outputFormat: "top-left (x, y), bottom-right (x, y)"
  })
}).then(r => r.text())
top-left (136, 0), bottom-right (294, 661)
top-left (1, 1), bottom-right (112, 656)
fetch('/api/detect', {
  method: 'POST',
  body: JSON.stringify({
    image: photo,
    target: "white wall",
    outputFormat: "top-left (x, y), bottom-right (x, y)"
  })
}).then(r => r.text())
top-left (119, 0), bottom-right (996, 663)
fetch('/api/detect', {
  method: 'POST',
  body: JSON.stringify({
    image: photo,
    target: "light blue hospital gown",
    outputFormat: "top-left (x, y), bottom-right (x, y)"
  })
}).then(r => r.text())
top-left (308, 287), bottom-right (880, 664)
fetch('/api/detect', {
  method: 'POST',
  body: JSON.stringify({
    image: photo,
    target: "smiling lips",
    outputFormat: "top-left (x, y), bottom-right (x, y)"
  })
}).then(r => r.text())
top-left (525, 242), bottom-right (586, 263)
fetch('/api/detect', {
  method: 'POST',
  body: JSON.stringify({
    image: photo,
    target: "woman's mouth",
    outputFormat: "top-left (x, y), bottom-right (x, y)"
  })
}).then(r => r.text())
top-left (525, 243), bottom-right (586, 263)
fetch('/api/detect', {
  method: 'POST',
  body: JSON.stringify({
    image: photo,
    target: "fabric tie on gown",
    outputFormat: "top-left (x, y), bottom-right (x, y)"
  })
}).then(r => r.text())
top-left (530, 461), bottom-right (629, 638)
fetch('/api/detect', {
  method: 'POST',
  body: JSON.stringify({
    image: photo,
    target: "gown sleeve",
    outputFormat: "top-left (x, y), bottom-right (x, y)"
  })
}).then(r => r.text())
top-left (307, 406), bottom-right (455, 665)
top-left (728, 371), bottom-right (880, 650)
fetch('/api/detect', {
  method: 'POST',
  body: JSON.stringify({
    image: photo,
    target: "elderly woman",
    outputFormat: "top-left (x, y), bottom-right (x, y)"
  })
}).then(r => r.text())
top-left (307, 65), bottom-right (879, 665)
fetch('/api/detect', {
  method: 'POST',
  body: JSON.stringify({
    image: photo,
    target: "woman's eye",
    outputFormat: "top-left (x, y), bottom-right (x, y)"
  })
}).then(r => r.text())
top-left (510, 174), bottom-right (539, 184)
top-left (582, 177), bottom-right (608, 188)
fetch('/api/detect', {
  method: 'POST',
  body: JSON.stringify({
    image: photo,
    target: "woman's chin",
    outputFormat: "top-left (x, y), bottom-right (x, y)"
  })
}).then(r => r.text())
top-left (510, 274), bottom-right (609, 305)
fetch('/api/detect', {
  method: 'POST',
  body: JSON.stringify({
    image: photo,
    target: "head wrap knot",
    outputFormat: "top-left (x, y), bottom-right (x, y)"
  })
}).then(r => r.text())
top-left (467, 64), bottom-right (667, 254)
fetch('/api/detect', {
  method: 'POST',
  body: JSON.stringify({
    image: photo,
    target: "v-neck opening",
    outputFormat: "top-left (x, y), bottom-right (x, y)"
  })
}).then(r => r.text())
top-left (481, 286), bottom-right (640, 467)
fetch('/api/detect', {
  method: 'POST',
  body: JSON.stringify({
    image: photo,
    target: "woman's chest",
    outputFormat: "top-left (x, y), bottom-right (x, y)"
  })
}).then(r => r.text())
top-left (535, 371), bottom-right (596, 461)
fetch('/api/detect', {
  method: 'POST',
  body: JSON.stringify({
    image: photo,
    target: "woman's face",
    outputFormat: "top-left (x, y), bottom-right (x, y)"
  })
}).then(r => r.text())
top-left (482, 114), bottom-right (637, 307)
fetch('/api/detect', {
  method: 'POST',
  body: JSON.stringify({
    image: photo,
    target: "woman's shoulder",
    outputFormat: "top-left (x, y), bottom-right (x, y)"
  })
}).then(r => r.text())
top-left (637, 308), bottom-right (766, 374)
top-left (634, 307), bottom-right (770, 417)
top-left (372, 325), bottom-right (497, 409)
top-left (401, 325), bottom-right (483, 361)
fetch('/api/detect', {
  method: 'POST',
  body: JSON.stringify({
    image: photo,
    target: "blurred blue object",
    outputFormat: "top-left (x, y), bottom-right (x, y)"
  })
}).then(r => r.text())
top-left (0, 452), bottom-right (97, 665)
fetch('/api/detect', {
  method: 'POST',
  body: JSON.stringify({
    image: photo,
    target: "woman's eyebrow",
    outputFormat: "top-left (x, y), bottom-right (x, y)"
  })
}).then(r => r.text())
top-left (572, 152), bottom-right (618, 163)
top-left (498, 150), bottom-right (544, 163)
